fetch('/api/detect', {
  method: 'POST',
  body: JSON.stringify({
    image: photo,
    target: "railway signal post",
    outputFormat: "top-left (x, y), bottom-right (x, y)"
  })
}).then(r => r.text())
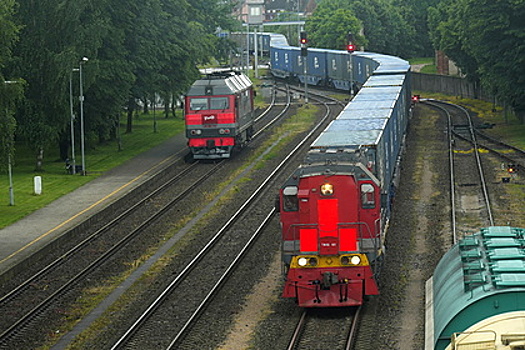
top-left (347, 32), bottom-right (356, 95)
top-left (300, 30), bottom-right (308, 103)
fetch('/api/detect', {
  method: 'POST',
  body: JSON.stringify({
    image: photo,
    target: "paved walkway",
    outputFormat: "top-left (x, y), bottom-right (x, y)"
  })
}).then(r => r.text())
top-left (0, 134), bottom-right (187, 276)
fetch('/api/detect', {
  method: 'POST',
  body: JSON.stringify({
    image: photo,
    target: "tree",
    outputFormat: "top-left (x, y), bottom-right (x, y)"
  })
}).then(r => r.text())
top-left (461, 0), bottom-right (525, 120)
top-left (5, 0), bottom-right (244, 167)
top-left (350, 0), bottom-right (416, 57)
top-left (392, 0), bottom-right (440, 56)
top-left (305, 0), bottom-right (418, 57)
top-left (428, 0), bottom-right (525, 120)
top-left (0, 0), bottom-right (22, 174)
top-left (306, 7), bottom-right (363, 50)
top-left (10, 0), bottom-right (107, 170)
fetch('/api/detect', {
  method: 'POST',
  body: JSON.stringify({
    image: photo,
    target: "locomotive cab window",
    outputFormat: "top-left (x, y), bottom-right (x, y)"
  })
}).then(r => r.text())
top-left (190, 98), bottom-right (208, 111)
top-left (360, 183), bottom-right (375, 209)
top-left (283, 186), bottom-right (299, 212)
top-left (210, 97), bottom-right (229, 110)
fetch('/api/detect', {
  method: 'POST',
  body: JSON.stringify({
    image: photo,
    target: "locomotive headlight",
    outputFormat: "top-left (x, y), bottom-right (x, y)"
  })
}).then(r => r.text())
top-left (341, 255), bottom-right (361, 265)
top-left (350, 255), bottom-right (361, 265)
top-left (219, 129), bottom-right (231, 135)
top-left (341, 256), bottom-right (350, 265)
top-left (308, 258), bottom-right (318, 266)
top-left (191, 130), bottom-right (202, 135)
top-left (320, 183), bottom-right (334, 196)
top-left (298, 257), bottom-right (308, 266)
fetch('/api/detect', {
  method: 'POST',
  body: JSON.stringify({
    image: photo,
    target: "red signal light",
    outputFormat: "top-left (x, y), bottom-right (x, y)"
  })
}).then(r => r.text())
top-left (347, 32), bottom-right (356, 53)
top-left (411, 95), bottom-right (420, 103)
top-left (300, 31), bottom-right (308, 46)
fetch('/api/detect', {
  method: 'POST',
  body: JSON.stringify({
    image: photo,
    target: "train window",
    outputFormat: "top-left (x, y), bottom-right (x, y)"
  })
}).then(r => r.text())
top-left (360, 183), bottom-right (375, 209)
top-left (210, 97), bottom-right (229, 110)
top-left (190, 98), bottom-right (208, 111)
top-left (283, 186), bottom-right (298, 211)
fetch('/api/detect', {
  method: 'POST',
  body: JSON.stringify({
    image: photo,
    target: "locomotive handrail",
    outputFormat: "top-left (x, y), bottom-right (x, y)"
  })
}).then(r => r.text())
top-left (285, 221), bottom-right (375, 252)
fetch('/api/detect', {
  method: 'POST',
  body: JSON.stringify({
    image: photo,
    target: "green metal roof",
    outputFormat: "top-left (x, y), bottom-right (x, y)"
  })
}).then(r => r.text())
top-left (432, 226), bottom-right (525, 350)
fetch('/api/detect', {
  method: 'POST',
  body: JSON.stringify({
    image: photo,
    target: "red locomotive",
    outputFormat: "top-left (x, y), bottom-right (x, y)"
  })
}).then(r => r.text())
top-left (184, 70), bottom-right (255, 160)
top-left (278, 161), bottom-right (382, 307)
top-left (276, 55), bottom-right (412, 307)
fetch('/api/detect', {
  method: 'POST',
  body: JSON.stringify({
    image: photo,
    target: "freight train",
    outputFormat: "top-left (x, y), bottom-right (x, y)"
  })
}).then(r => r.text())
top-left (184, 70), bottom-right (255, 160)
top-left (268, 34), bottom-right (412, 307)
top-left (426, 226), bottom-right (525, 350)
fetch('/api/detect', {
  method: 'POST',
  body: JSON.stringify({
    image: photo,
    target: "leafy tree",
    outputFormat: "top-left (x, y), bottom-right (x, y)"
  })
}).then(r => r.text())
top-left (4, 0), bottom-right (255, 168)
top-left (461, 0), bottom-right (525, 119)
top-left (0, 0), bottom-right (22, 173)
top-left (10, 0), bottom-right (107, 170)
top-left (392, 0), bottom-right (439, 56)
top-left (427, 0), bottom-right (480, 80)
top-left (350, 0), bottom-right (414, 56)
top-left (428, 0), bottom-right (525, 120)
top-left (306, 7), bottom-right (363, 50)
top-left (305, 0), bottom-right (417, 57)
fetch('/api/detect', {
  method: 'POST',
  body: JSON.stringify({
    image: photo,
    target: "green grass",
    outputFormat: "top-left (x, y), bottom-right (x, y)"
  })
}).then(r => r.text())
top-left (409, 57), bottom-right (434, 65)
top-left (420, 65), bottom-right (437, 74)
top-left (409, 57), bottom-right (437, 74)
top-left (0, 112), bottom-right (185, 229)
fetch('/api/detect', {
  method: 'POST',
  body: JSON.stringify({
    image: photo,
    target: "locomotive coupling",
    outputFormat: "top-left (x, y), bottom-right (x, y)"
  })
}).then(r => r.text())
top-left (322, 272), bottom-right (339, 289)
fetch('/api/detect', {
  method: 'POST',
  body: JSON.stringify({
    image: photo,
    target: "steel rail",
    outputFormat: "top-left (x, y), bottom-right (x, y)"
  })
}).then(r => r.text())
top-left (422, 100), bottom-right (458, 243)
top-left (111, 90), bottom-right (335, 350)
top-left (0, 161), bottom-right (224, 345)
top-left (424, 99), bottom-right (494, 241)
top-left (0, 159), bottom-right (199, 307)
top-left (287, 310), bottom-right (308, 350)
top-left (166, 209), bottom-right (276, 349)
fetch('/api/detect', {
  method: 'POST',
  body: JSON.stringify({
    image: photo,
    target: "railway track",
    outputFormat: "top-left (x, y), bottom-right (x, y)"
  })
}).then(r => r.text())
top-left (422, 99), bottom-right (522, 244)
top-left (0, 86), bottom-right (295, 350)
top-left (475, 130), bottom-right (525, 173)
top-left (287, 307), bottom-right (361, 350)
top-left (0, 160), bottom-right (225, 347)
top-left (108, 89), bottom-right (342, 350)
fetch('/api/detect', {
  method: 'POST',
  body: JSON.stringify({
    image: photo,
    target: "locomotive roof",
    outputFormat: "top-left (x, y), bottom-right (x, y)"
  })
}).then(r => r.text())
top-left (186, 71), bottom-right (252, 96)
top-left (430, 226), bottom-right (525, 350)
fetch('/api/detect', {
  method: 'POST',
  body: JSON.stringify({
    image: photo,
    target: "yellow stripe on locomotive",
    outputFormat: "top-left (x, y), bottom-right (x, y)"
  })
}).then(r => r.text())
top-left (290, 254), bottom-right (370, 269)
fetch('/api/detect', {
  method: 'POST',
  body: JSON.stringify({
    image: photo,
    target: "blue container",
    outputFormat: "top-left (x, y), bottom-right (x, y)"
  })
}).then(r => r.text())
top-left (326, 49), bottom-right (352, 90)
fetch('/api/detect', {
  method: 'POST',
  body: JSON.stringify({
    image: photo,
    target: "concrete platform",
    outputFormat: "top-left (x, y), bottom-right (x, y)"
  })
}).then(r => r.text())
top-left (0, 134), bottom-right (187, 277)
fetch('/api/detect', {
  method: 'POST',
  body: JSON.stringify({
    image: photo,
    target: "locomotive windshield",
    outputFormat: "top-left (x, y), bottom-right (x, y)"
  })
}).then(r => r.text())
top-left (190, 98), bottom-right (208, 111)
top-left (210, 97), bottom-right (229, 110)
top-left (189, 97), bottom-right (229, 111)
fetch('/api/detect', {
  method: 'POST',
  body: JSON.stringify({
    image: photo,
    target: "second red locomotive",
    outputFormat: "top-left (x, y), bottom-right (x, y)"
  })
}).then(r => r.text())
top-left (184, 70), bottom-right (255, 160)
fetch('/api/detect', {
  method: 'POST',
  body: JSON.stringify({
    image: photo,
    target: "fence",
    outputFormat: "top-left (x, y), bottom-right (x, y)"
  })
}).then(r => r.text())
top-left (411, 72), bottom-right (491, 101)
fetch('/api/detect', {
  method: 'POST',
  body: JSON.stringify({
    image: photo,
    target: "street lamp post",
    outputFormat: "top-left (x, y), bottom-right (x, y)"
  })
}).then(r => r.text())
top-left (4, 80), bottom-right (18, 206)
top-left (79, 57), bottom-right (88, 176)
top-left (69, 68), bottom-right (79, 174)
top-left (7, 153), bottom-right (14, 206)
